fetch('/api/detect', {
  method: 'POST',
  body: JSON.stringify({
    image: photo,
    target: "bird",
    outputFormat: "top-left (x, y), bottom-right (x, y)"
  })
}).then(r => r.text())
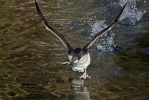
top-left (35, 0), bottom-right (127, 79)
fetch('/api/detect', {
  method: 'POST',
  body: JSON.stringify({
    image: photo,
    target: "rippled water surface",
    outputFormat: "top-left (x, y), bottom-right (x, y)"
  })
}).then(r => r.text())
top-left (0, 0), bottom-right (149, 100)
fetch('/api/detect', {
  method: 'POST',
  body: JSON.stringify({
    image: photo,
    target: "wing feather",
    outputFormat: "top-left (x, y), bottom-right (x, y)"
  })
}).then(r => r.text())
top-left (83, 2), bottom-right (128, 50)
top-left (35, 0), bottom-right (72, 49)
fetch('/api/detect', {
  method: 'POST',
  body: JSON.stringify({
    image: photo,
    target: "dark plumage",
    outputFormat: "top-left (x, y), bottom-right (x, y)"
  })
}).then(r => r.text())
top-left (35, 0), bottom-right (128, 79)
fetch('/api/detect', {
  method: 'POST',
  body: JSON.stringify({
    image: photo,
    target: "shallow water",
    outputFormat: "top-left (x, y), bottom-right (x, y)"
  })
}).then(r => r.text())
top-left (0, 0), bottom-right (149, 100)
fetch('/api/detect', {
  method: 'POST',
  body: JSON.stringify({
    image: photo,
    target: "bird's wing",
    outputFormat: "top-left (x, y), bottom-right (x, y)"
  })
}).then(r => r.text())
top-left (82, 2), bottom-right (128, 50)
top-left (35, 0), bottom-right (72, 49)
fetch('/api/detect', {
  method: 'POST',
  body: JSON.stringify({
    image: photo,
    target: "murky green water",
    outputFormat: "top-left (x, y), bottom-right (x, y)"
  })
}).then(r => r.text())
top-left (0, 0), bottom-right (149, 100)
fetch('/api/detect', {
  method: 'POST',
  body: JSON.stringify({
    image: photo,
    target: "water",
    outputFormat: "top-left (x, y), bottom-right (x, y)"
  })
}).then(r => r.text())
top-left (0, 0), bottom-right (149, 100)
top-left (90, 0), bottom-right (147, 52)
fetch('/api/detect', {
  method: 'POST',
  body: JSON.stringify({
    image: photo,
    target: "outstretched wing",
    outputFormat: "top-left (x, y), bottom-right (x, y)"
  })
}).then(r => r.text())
top-left (83, 2), bottom-right (128, 50)
top-left (35, 0), bottom-right (72, 49)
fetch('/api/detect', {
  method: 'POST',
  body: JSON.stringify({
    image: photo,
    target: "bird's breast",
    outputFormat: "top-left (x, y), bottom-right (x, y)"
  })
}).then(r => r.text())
top-left (73, 52), bottom-right (91, 68)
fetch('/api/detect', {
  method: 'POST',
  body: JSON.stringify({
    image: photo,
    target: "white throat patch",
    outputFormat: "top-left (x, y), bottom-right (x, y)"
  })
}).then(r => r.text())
top-left (68, 53), bottom-right (91, 72)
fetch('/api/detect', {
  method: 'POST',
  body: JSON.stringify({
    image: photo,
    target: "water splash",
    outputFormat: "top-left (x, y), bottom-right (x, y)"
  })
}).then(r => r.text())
top-left (118, 0), bottom-right (146, 25)
top-left (90, 21), bottom-right (116, 52)
top-left (90, 0), bottom-right (146, 52)
top-left (90, 20), bottom-right (107, 37)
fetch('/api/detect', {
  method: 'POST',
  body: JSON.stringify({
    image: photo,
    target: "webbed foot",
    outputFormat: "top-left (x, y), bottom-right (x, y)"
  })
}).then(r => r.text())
top-left (80, 72), bottom-right (91, 79)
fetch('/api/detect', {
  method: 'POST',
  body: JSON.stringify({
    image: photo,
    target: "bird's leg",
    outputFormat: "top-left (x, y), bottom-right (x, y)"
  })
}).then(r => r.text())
top-left (80, 69), bottom-right (91, 79)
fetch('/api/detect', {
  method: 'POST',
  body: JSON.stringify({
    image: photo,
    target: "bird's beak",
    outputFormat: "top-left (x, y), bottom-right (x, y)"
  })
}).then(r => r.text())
top-left (68, 60), bottom-right (74, 68)
top-left (68, 60), bottom-right (73, 65)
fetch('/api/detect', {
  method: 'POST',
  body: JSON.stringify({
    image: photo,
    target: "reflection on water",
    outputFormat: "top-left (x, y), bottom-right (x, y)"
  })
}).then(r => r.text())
top-left (68, 72), bottom-right (90, 100)
top-left (0, 0), bottom-right (149, 100)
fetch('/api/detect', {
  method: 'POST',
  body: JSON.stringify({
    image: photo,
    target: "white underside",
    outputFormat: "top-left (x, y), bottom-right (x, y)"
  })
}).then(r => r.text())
top-left (68, 53), bottom-right (91, 72)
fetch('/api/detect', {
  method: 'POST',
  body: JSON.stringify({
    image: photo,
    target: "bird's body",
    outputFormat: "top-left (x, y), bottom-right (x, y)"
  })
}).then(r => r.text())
top-left (68, 52), bottom-right (90, 72)
top-left (35, 0), bottom-right (128, 79)
top-left (67, 48), bottom-right (91, 78)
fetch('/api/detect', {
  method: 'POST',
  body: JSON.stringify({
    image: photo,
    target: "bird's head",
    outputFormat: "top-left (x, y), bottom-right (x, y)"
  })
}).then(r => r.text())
top-left (68, 54), bottom-right (80, 68)
top-left (68, 48), bottom-right (82, 65)
top-left (70, 54), bottom-right (80, 64)
top-left (67, 55), bottom-right (79, 68)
